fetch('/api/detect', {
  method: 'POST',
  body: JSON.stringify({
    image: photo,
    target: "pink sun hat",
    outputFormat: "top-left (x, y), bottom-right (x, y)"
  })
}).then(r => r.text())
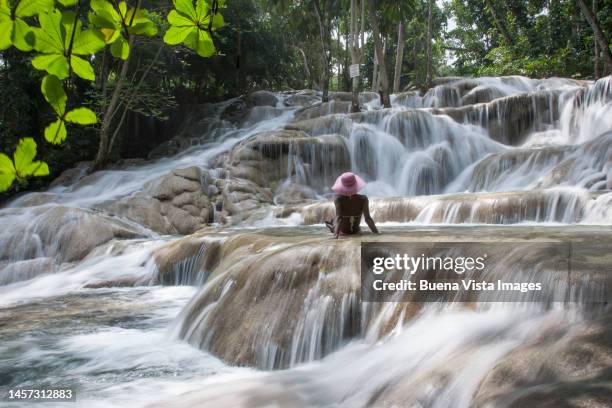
top-left (331, 172), bottom-right (366, 196)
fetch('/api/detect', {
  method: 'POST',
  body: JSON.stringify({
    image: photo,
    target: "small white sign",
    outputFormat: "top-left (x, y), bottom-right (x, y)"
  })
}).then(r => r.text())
top-left (349, 64), bottom-right (360, 78)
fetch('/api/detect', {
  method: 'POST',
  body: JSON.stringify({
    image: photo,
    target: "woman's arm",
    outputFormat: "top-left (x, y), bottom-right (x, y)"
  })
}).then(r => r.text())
top-left (363, 196), bottom-right (379, 234)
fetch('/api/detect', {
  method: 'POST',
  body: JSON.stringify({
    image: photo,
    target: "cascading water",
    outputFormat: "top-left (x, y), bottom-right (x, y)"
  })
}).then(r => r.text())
top-left (1, 76), bottom-right (611, 407)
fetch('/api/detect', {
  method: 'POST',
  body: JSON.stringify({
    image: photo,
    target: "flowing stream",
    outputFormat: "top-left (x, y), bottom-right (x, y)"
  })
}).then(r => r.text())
top-left (1, 76), bottom-right (611, 407)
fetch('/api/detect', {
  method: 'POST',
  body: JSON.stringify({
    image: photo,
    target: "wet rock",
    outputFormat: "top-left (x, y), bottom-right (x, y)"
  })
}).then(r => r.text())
top-left (100, 167), bottom-right (215, 235)
top-left (0, 206), bottom-right (144, 263)
top-left (293, 101), bottom-right (352, 121)
top-left (218, 130), bottom-right (350, 214)
top-left (431, 90), bottom-right (563, 145)
top-left (101, 194), bottom-right (175, 234)
top-left (461, 85), bottom-right (506, 105)
top-left (473, 314), bottom-right (612, 407)
top-left (83, 277), bottom-right (139, 289)
top-left (0, 257), bottom-right (55, 285)
top-left (284, 90), bottom-right (320, 108)
top-left (175, 233), bottom-right (362, 369)
top-left (274, 182), bottom-right (318, 205)
top-left (149, 235), bottom-right (222, 285)
top-left (247, 90), bottom-right (278, 107)
top-left (49, 162), bottom-right (93, 188)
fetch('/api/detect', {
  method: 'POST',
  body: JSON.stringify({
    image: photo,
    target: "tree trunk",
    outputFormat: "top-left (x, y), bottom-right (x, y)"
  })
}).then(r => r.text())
top-left (344, 30), bottom-right (351, 91)
top-left (393, 20), bottom-right (405, 93)
top-left (485, 0), bottom-right (514, 46)
top-left (367, 0), bottom-right (390, 107)
top-left (425, 0), bottom-right (434, 89)
top-left (313, 0), bottom-right (331, 101)
top-left (577, 0), bottom-right (612, 74)
top-left (372, 53), bottom-right (378, 92)
top-left (94, 35), bottom-right (135, 170)
top-left (593, 0), bottom-right (600, 78)
top-left (294, 46), bottom-right (312, 88)
top-left (350, 0), bottom-right (361, 112)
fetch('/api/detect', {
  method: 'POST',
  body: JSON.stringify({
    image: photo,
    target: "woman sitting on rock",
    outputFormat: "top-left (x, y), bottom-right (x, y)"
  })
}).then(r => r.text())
top-left (325, 172), bottom-right (379, 239)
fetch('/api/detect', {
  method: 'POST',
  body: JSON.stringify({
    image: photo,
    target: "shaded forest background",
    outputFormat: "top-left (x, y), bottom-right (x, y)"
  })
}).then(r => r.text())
top-left (1, 0), bottom-right (611, 198)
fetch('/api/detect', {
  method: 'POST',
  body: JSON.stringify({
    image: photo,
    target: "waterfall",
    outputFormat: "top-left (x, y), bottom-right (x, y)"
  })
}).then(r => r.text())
top-left (1, 77), bottom-right (611, 407)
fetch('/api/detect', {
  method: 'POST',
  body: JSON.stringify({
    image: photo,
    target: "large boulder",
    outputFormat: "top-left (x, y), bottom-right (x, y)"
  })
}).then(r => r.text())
top-left (293, 101), bottom-right (352, 121)
top-left (247, 90), bottom-right (279, 107)
top-left (284, 90), bottom-right (320, 108)
top-left (174, 232), bottom-right (362, 369)
top-left (100, 166), bottom-right (215, 235)
top-left (0, 206), bottom-right (145, 263)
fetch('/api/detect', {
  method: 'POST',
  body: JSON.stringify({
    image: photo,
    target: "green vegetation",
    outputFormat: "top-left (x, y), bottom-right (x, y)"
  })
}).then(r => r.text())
top-left (0, 0), bottom-right (610, 195)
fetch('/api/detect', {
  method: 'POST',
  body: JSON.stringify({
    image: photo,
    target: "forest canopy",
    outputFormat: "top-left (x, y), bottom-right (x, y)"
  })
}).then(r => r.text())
top-left (1, 0), bottom-right (611, 196)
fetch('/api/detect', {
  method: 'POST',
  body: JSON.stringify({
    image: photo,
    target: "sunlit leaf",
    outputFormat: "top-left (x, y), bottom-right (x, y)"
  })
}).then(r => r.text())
top-left (14, 138), bottom-right (49, 178)
top-left (65, 107), bottom-right (97, 124)
top-left (164, 0), bottom-right (222, 55)
top-left (0, 153), bottom-right (16, 192)
top-left (70, 55), bottom-right (95, 80)
top-left (186, 28), bottom-right (214, 57)
top-left (167, 9), bottom-right (193, 27)
top-left (13, 137), bottom-right (37, 173)
top-left (195, 0), bottom-right (211, 23)
top-left (34, 9), bottom-right (64, 52)
top-left (0, 18), bottom-right (13, 50)
top-left (211, 13), bottom-right (223, 30)
top-left (33, 9), bottom-right (103, 80)
top-left (110, 35), bottom-right (129, 59)
top-left (15, 0), bottom-right (54, 18)
top-left (70, 29), bottom-right (105, 54)
top-left (41, 75), bottom-right (67, 115)
top-left (32, 53), bottom-right (70, 78)
top-left (44, 119), bottom-right (67, 144)
top-left (0, 138), bottom-right (49, 191)
top-left (174, 0), bottom-right (197, 21)
top-left (12, 18), bottom-right (34, 51)
top-left (129, 20), bottom-right (157, 36)
top-left (163, 24), bottom-right (193, 45)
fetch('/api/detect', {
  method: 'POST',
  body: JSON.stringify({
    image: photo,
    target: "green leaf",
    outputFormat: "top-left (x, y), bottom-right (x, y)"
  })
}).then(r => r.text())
top-left (211, 13), bottom-right (223, 30)
top-left (110, 35), bottom-right (129, 59)
top-left (0, 153), bottom-right (16, 192)
top-left (0, 0), bottom-right (9, 17)
top-left (12, 18), bottom-right (34, 51)
top-left (174, 0), bottom-right (197, 21)
top-left (0, 18), bottom-right (13, 50)
top-left (33, 9), bottom-right (103, 79)
top-left (41, 74), bottom-right (67, 115)
top-left (167, 9), bottom-right (193, 27)
top-left (32, 53), bottom-right (70, 79)
top-left (186, 28), bottom-right (214, 57)
top-left (57, 0), bottom-right (77, 6)
top-left (89, 0), bottom-right (121, 42)
top-left (34, 9), bottom-right (64, 53)
top-left (129, 20), bottom-right (157, 36)
top-left (165, 0), bottom-right (221, 55)
top-left (13, 138), bottom-right (49, 178)
top-left (70, 55), bottom-right (95, 80)
top-left (24, 160), bottom-right (49, 176)
top-left (44, 119), bottom-right (67, 144)
top-left (15, 0), bottom-right (54, 18)
top-left (71, 29), bottom-right (105, 55)
top-left (65, 107), bottom-right (97, 124)
top-left (13, 137), bottom-right (37, 173)
top-left (163, 24), bottom-right (194, 45)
